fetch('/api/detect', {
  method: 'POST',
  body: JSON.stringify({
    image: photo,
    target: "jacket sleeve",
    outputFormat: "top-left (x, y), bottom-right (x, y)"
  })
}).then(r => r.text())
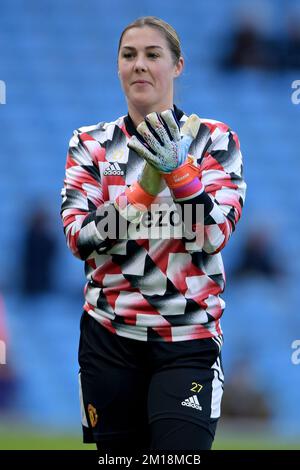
top-left (60, 129), bottom-right (121, 260)
top-left (178, 124), bottom-right (246, 254)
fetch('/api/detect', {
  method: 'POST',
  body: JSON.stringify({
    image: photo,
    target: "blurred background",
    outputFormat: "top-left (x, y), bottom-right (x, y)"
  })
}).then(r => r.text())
top-left (0, 0), bottom-right (300, 450)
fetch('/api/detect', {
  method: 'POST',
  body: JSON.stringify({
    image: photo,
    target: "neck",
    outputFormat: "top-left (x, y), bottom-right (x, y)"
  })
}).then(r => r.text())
top-left (127, 101), bottom-right (174, 127)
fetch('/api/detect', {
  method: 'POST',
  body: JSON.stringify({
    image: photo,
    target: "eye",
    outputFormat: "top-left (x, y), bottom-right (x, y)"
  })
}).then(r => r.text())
top-left (148, 52), bottom-right (159, 59)
top-left (122, 52), bottom-right (134, 59)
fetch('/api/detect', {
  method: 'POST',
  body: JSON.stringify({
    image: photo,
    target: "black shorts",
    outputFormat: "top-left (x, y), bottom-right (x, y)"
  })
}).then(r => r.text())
top-left (78, 312), bottom-right (224, 451)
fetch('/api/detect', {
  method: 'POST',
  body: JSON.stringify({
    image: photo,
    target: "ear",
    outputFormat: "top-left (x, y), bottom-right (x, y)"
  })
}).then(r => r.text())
top-left (174, 56), bottom-right (184, 78)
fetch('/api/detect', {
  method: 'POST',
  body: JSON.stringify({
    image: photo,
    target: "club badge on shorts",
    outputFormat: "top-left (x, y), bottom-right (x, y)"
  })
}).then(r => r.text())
top-left (88, 403), bottom-right (98, 428)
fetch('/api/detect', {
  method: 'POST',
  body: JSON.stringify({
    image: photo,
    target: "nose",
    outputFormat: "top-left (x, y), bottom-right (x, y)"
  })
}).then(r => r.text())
top-left (134, 54), bottom-right (147, 73)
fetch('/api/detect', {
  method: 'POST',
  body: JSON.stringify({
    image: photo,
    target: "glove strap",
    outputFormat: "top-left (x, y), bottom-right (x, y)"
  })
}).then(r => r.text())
top-left (114, 182), bottom-right (156, 224)
top-left (125, 181), bottom-right (156, 210)
top-left (163, 156), bottom-right (201, 189)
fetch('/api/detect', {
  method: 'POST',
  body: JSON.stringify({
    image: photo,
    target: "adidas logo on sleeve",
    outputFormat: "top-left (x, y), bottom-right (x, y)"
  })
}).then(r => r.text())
top-left (181, 395), bottom-right (202, 411)
top-left (103, 162), bottom-right (124, 176)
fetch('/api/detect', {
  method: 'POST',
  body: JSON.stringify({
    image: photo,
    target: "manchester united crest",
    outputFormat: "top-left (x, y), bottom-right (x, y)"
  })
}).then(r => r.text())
top-left (88, 403), bottom-right (98, 428)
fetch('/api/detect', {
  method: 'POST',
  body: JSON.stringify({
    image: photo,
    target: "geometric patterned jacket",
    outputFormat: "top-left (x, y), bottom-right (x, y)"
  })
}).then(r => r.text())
top-left (61, 107), bottom-right (246, 342)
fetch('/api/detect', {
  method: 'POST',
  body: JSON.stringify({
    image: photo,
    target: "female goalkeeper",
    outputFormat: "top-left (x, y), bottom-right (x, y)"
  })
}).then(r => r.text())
top-left (61, 16), bottom-right (246, 452)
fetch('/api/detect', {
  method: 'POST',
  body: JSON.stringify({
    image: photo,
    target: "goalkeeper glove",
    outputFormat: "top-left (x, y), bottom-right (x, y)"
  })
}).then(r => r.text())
top-left (128, 110), bottom-right (203, 200)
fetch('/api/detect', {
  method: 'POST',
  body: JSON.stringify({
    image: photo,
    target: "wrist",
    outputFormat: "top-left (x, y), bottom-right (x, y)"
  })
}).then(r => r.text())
top-left (163, 156), bottom-right (200, 187)
top-left (114, 182), bottom-right (156, 224)
top-left (171, 177), bottom-right (203, 201)
top-left (125, 181), bottom-right (156, 210)
top-left (163, 156), bottom-right (202, 198)
top-left (139, 162), bottom-right (162, 196)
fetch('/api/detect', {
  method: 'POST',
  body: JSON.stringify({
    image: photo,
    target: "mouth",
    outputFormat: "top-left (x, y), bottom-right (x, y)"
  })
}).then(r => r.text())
top-left (131, 80), bottom-right (152, 85)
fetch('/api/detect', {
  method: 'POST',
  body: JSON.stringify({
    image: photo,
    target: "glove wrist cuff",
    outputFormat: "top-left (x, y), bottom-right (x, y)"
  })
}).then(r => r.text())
top-left (163, 156), bottom-right (201, 189)
top-left (125, 181), bottom-right (156, 210)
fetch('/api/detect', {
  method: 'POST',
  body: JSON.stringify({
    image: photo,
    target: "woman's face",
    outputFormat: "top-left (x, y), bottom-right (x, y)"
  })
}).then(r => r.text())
top-left (118, 26), bottom-right (183, 116)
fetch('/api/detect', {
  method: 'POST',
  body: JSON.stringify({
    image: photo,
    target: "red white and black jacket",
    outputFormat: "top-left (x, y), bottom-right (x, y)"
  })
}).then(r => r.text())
top-left (61, 107), bottom-right (246, 342)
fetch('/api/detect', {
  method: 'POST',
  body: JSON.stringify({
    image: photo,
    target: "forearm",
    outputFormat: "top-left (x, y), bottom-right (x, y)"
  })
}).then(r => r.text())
top-left (62, 162), bottom-right (161, 259)
top-left (172, 173), bottom-right (245, 254)
top-left (61, 203), bottom-right (129, 260)
top-left (125, 110), bottom-right (245, 254)
top-left (174, 191), bottom-right (232, 253)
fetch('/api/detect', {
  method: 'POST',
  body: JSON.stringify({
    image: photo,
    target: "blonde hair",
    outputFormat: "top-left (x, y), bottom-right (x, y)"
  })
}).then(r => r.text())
top-left (118, 16), bottom-right (182, 64)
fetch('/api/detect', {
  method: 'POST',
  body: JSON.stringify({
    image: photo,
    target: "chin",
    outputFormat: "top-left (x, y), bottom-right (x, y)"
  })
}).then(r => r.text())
top-left (131, 97), bottom-right (155, 110)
